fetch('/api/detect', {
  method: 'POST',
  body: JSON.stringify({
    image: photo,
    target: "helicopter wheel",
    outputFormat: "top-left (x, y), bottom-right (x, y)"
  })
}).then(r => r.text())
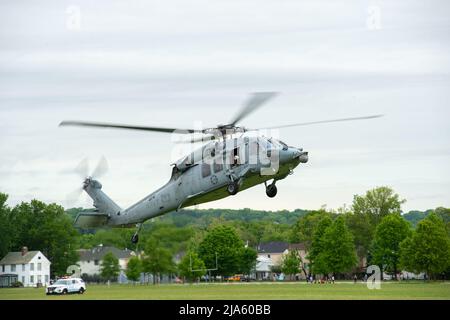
top-left (227, 182), bottom-right (239, 195)
top-left (266, 184), bottom-right (277, 198)
top-left (131, 233), bottom-right (139, 244)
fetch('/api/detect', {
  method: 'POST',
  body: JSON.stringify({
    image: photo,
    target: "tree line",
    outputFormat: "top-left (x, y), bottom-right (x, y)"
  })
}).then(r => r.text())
top-left (118, 225), bottom-right (257, 284)
top-left (0, 186), bottom-right (449, 281)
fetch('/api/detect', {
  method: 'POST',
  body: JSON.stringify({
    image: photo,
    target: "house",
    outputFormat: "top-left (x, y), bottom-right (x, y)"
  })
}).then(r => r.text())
top-left (288, 243), bottom-right (309, 273)
top-left (255, 241), bottom-right (308, 280)
top-left (255, 255), bottom-right (273, 280)
top-left (76, 244), bottom-right (135, 282)
top-left (0, 247), bottom-right (51, 287)
top-left (257, 241), bottom-right (290, 266)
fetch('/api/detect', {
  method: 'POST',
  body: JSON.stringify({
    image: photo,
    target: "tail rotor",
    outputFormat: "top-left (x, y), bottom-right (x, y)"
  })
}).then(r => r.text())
top-left (65, 156), bottom-right (109, 206)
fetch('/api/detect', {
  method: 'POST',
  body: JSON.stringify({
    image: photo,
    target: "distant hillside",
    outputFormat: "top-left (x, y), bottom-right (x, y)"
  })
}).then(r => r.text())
top-left (65, 207), bottom-right (310, 227)
top-left (402, 208), bottom-right (450, 228)
top-left (66, 207), bottom-right (448, 229)
top-left (156, 208), bottom-right (309, 227)
top-left (402, 210), bottom-right (432, 228)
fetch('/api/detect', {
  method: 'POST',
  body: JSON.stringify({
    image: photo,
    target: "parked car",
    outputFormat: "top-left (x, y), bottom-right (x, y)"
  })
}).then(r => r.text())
top-left (224, 275), bottom-right (241, 281)
top-left (239, 275), bottom-right (255, 282)
top-left (46, 278), bottom-right (86, 295)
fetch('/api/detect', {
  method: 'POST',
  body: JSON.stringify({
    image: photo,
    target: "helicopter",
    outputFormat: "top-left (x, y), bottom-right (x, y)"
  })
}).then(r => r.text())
top-left (60, 92), bottom-right (382, 244)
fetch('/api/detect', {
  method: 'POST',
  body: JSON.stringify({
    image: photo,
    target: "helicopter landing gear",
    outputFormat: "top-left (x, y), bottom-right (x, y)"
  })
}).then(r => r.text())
top-left (131, 223), bottom-right (142, 244)
top-left (265, 181), bottom-right (277, 198)
top-left (227, 181), bottom-right (239, 195)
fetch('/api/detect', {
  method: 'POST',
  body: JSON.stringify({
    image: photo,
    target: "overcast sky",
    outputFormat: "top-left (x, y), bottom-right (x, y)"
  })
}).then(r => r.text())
top-left (1, 0), bottom-right (449, 212)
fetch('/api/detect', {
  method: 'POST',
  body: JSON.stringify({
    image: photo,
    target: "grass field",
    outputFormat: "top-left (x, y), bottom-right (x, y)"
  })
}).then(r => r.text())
top-left (0, 281), bottom-right (449, 300)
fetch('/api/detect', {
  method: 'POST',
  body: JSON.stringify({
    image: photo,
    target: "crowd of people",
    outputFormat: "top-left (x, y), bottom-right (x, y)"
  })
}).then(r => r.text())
top-left (305, 274), bottom-right (371, 284)
top-left (306, 274), bottom-right (335, 284)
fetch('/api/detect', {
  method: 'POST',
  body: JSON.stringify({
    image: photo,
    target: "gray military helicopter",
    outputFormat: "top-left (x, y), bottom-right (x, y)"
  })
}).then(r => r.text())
top-left (60, 92), bottom-right (381, 243)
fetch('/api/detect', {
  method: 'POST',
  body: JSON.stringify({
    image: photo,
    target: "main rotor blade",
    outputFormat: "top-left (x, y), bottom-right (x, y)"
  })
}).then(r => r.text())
top-left (250, 114), bottom-right (383, 131)
top-left (228, 92), bottom-right (279, 126)
top-left (60, 121), bottom-right (198, 134)
top-left (92, 156), bottom-right (109, 179)
top-left (173, 134), bottom-right (216, 144)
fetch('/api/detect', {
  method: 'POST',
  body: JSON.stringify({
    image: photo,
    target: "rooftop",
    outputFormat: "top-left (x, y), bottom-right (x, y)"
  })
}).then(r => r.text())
top-left (257, 242), bottom-right (289, 254)
top-left (77, 245), bottom-right (134, 261)
top-left (0, 251), bottom-right (40, 265)
top-left (257, 241), bottom-right (306, 254)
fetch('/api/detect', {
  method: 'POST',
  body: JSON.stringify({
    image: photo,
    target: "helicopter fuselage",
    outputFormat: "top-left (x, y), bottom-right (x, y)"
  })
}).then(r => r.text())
top-left (81, 135), bottom-right (308, 228)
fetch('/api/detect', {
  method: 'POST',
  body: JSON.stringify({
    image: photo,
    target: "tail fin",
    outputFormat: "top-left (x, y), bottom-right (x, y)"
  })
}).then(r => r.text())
top-left (83, 179), bottom-right (121, 216)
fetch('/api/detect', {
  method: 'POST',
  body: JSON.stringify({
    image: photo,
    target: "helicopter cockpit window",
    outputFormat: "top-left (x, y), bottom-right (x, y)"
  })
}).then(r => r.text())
top-left (201, 163), bottom-right (211, 178)
top-left (278, 140), bottom-right (289, 150)
top-left (170, 166), bottom-right (180, 181)
top-left (267, 139), bottom-right (288, 151)
top-left (266, 141), bottom-right (272, 158)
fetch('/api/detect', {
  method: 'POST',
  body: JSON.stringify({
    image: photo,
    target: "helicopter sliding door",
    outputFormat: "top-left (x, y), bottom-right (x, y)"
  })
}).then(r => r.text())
top-left (226, 139), bottom-right (250, 182)
top-left (231, 147), bottom-right (239, 167)
top-left (228, 138), bottom-right (249, 168)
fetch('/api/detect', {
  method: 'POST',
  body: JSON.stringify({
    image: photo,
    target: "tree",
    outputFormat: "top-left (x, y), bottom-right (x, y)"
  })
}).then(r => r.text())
top-left (281, 250), bottom-right (301, 280)
top-left (0, 193), bottom-right (13, 258)
top-left (347, 186), bottom-right (405, 261)
top-left (370, 214), bottom-right (411, 279)
top-left (307, 215), bottom-right (333, 274)
top-left (433, 207), bottom-right (450, 224)
top-left (259, 222), bottom-right (291, 243)
top-left (238, 247), bottom-right (258, 275)
top-left (141, 238), bottom-right (175, 284)
top-left (434, 207), bottom-right (450, 237)
top-left (88, 229), bottom-right (135, 250)
top-left (9, 200), bottom-right (79, 276)
top-left (178, 251), bottom-right (206, 282)
top-left (399, 237), bottom-right (415, 273)
top-left (345, 211), bottom-right (372, 260)
top-left (125, 256), bottom-right (142, 284)
top-left (290, 209), bottom-right (333, 250)
top-left (198, 225), bottom-right (254, 277)
top-left (100, 252), bottom-right (120, 282)
top-left (312, 216), bottom-right (358, 276)
top-left (400, 213), bottom-right (450, 279)
top-left (140, 223), bottom-right (196, 254)
top-left (352, 186), bottom-right (404, 219)
top-left (243, 222), bottom-right (265, 246)
top-left (270, 264), bottom-right (282, 274)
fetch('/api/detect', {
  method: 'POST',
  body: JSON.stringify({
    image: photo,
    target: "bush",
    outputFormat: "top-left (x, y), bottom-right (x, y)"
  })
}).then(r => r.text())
top-left (11, 281), bottom-right (23, 288)
top-left (81, 273), bottom-right (104, 284)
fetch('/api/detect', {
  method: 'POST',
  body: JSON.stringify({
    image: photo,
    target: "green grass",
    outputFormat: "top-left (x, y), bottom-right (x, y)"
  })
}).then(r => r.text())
top-left (0, 282), bottom-right (449, 300)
